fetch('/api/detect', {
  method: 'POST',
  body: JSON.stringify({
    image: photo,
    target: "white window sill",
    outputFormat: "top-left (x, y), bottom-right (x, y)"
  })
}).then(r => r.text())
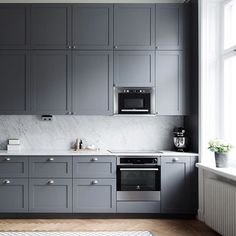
top-left (196, 163), bottom-right (236, 181)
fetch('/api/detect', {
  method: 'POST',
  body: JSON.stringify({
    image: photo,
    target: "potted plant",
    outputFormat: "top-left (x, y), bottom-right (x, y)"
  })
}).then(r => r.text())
top-left (208, 139), bottom-right (233, 168)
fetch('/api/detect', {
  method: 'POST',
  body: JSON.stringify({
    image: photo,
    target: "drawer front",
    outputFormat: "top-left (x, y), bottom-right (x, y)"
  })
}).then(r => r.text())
top-left (29, 156), bottom-right (72, 178)
top-left (0, 156), bottom-right (28, 178)
top-left (73, 156), bottom-right (116, 178)
top-left (0, 178), bottom-right (28, 212)
top-left (73, 178), bottom-right (116, 213)
top-left (29, 179), bottom-right (72, 213)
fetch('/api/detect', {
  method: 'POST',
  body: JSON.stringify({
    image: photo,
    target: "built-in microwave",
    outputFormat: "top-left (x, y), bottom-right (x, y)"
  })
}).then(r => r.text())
top-left (117, 89), bottom-right (151, 114)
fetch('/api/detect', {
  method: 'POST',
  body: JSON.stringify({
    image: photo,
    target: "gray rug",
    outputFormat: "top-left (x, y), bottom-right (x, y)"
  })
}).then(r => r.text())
top-left (0, 232), bottom-right (154, 236)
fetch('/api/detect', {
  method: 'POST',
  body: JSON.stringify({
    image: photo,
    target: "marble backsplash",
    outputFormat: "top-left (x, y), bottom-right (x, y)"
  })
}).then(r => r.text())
top-left (0, 115), bottom-right (183, 151)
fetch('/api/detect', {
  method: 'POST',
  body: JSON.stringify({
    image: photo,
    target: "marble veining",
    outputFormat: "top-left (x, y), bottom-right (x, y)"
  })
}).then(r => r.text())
top-left (0, 115), bottom-right (183, 151)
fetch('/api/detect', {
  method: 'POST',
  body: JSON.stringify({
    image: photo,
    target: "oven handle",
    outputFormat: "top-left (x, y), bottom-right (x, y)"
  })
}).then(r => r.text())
top-left (119, 168), bottom-right (159, 171)
top-left (121, 109), bottom-right (149, 112)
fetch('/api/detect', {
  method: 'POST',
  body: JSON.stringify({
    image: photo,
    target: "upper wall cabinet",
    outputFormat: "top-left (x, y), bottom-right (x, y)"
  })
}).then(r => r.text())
top-left (72, 51), bottom-right (113, 115)
top-left (73, 4), bottom-right (113, 50)
top-left (0, 51), bottom-right (29, 114)
top-left (30, 4), bottom-right (71, 49)
top-left (0, 5), bottom-right (29, 49)
top-left (30, 50), bottom-right (71, 114)
top-left (156, 4), bottom-right (184, 50)
top-left (114, 4), bottom-right (155, 50)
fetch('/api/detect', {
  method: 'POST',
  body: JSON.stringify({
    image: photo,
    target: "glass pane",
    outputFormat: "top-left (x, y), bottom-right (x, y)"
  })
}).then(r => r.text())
top-left (224, 0), bottom-right (236, 49)
top-left (124, 98), bottom-right (144, 108)
top-left (223, 55), bottom-right (236, 146)
top-left (120, 171), bottom-right (156, 191)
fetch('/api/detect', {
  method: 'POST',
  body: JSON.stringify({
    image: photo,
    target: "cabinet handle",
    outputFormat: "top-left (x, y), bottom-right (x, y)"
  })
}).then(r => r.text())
top-left (91, 157), bottom-right (98, 162)
top-left (114, 45), bottom-right (118, 49)
top-left (156, 46), bottom-right (159, 49)
top-left (67, 45), bottom-right (72, 49)
top-left (3, 179), bottom-right (10, 184)
top-left (48, 180), bottom-right (54, 184)
top-left (67, 111), bottom-right (72, 115)
top-left (5, 158), bottom-right (11, 161)
top-left (73, 45), bottom-right (76, 49)
top-left (48, 158), bottom-right (54, 162)
top-left (172, 157), bottom-right (179, 162)
top-left (91, 180), bottom-right (98, 185)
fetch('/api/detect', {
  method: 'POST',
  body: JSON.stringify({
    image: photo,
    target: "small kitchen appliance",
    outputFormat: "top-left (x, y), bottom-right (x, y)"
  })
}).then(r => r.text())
top-left (173, 127), bottom-right (187, 152)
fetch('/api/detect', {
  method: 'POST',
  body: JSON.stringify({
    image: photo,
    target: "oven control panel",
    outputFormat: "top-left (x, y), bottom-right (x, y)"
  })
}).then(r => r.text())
top-left (117, 157), bottom-right (160, 165)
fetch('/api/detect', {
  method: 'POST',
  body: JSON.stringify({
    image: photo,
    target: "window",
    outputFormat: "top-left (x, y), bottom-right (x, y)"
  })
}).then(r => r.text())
top-left (222, 0), bottom-right (236, 146)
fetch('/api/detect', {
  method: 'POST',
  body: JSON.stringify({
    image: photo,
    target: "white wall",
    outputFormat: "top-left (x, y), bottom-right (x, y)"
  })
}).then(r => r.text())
top-left (0, 115), bottom-right (183, 151)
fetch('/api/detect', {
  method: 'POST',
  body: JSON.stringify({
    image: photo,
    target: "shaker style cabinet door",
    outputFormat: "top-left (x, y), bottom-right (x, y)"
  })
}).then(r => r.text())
top-left (156, 4), bottom-right (184, 50)
top-left (114, 51), bottom-right (155, 87)
top-left (30, 4), bottom-right (71, 49)
top-left (0, 179), bottom-right (28, 212)
top-left (114, 4), bottom-right (155, 50)
top-left (73, 179), bottom-right (116, 213)
top-left (0, 51), bottom-right (29, 114)
top-left (156, 51), bottom-right (187, 115)
top-left (72, 4), bottom-right (113, 50)
top-left (30, 50), bottom-right (71, 115)
top-left (161, 156), bottom-right (191, 214)
top-left (0, 5), bottom-right (29, 49)
top-left (72, 51), bottom-right (113, 115)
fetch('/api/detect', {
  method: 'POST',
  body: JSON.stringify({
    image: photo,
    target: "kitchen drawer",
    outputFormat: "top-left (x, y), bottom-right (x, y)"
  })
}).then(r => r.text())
top-left (0, 156), bottom-right (28, 178)
top-left (0, 178), bottom-right (28, 212)
top-left (29, 178), bottom-right (72, 213)
top-left (73, 156), bottom-right (116, 178)
top-left (29, 156), bottom-right (72, 178)
top-left (73, 178), bottom-right (116, 213)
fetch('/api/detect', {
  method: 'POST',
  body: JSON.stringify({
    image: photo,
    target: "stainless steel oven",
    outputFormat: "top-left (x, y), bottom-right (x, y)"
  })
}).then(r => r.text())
top-left (117, 156), bottom-right (161, 201)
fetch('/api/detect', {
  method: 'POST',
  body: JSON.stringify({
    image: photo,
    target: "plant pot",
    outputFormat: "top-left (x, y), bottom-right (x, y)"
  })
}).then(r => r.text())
top-left (215, 152), bottom-right (229, 168)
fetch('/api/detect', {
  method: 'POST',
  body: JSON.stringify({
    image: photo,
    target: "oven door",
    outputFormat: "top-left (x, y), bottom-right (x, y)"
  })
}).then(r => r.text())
top-left (117, 165), bottom-right (161, 201)
top-left (118, 93), bottom-right (150, 114)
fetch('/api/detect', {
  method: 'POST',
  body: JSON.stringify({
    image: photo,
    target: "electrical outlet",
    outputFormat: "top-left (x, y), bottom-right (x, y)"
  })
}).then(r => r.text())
top-left (41, 115), bottom-right (53, 121)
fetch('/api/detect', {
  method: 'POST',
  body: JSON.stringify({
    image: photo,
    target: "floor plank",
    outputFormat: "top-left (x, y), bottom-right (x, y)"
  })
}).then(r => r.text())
top-left (0, 219), bottom-right (219, 236)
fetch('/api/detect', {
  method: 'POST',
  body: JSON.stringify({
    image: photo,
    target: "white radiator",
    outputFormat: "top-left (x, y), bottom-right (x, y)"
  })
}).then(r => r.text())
top-left (205, 178), bottom-right (236, 236)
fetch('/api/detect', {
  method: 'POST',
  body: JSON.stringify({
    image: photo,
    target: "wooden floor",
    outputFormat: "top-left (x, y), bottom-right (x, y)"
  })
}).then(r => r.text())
top-left (0, 218), bottom-right (219, 236)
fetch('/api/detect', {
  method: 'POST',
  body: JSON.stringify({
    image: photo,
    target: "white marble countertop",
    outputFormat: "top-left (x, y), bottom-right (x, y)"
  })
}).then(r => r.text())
top-left (196, 163), bottom-right (236, 181)
top-left (0, 149), bottom-right (198, 156)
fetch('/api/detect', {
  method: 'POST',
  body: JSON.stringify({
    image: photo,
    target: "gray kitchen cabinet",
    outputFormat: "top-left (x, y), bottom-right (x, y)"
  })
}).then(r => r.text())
top-left (30, 4), bottom-right (71, 49)
top-left (72, 51), bottom-right (113, 115)
top-left (73, 4), bottom-right (113, 50)
top-left (30, 50), bottom-right (71, 115)
top-left (114, 51), bottom-right (155, 87)
top-left (114, 4), bottom-right (155, 50)
top-left (0, 50), bottom-right (30, 114)
top-left (0, 156), bottom-right (28, 178)
top-left (0, 5), bottom-right (29, 49)
top-left (0, 178), bottom-right (28, 212)
top-left (156, 51), bottom-right (188, 115)
top-left (73, 156), bottom-right (116, 178)
top-left (156, 4), bottom-right (184, 50)
top-left (161, 156), bottom-right (193, 214)
top-left (73, 179), bottom-right (116, 213)
top-left (29, 179), bottom-right (72, 213)
top-left (29, 156), bottom-right (72, 178)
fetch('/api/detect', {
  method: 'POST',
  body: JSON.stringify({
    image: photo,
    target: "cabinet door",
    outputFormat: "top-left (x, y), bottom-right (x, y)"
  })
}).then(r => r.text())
top-left (156, 51), bottom-right (187, 115)
top-left (73, 51), bottom-right (113, 115)
top-left (156, 4), bottom-right (184, 50)
top-left (30, 4), bottom-right (71, 49)
top-left (29, 156), bottom-right (72, 178)
top-left (29, 179), bottom-right (72, 213)
top-left (0, 179), bottom-right (28, 212)
top-left (114, 4), bottom-right (155, 50)
top-left (73, 4), bottom-right (113, 50)
top-left (30, 50), bottom-right (71, 114)
top-left (73, 156), bottom-right (116, 178)
top-left (73, 179), bottom-right (116, 213)
top-left (0, 5), bottom-right (29, 49)
top-left (114, 51), bottom-right (154, 87)
top-left (0, 156), bottom-right (28, 178)
top-left (0, 51), bottom-right (29, 114)
top-left (161, 156), bottom-right (191, 214)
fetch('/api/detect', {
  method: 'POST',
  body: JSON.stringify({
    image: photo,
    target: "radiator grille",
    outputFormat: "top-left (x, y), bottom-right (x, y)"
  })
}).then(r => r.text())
top-left (205, 178), bottom-right (236, 236)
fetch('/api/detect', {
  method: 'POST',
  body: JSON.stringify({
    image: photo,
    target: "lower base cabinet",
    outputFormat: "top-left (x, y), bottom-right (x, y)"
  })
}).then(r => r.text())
top-left (29, 179), bottom-right (72, 213)
top-left (73, 179), bottom-right (116, 213)
top-left (0, 178), bottom-right (28, 212)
